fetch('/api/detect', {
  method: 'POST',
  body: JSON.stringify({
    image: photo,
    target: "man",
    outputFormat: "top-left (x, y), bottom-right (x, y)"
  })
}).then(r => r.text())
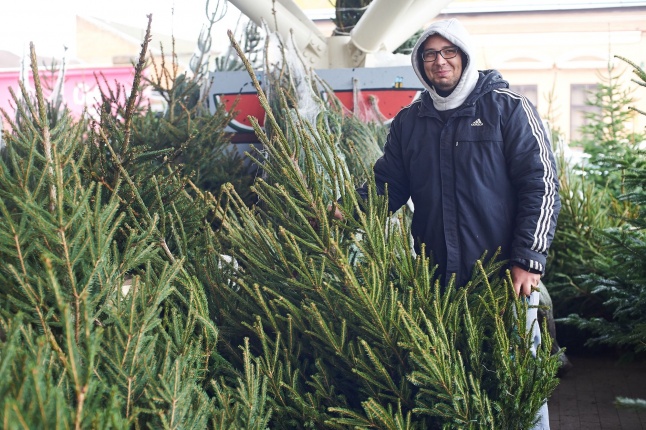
top-left (337, 18), bottom-right (560, 429)
top-left (346, 18), bottom-right (560, 295)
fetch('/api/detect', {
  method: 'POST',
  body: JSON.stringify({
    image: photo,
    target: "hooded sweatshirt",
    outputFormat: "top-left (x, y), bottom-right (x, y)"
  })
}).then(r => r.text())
top-left (362, 18), bottom-right (561, 287)
top-left (411, 18), bottom-right (479, 111)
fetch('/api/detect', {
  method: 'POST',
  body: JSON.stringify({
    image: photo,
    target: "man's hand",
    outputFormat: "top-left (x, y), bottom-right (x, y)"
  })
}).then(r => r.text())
top-left (328, 203), bottom-right (344, 221)
top-left (307, 204), bottom-right (344, 230)
top-left (511, 265), bottom-right (540, 298)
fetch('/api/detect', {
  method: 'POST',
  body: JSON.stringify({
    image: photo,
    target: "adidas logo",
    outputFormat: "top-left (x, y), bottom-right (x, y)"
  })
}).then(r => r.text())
top-left (471, 118), bottom-right (484, 126)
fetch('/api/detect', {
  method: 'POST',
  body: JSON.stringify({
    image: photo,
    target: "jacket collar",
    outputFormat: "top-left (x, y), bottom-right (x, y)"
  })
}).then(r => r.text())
top-left (418, 70), bottom-right (508, 117)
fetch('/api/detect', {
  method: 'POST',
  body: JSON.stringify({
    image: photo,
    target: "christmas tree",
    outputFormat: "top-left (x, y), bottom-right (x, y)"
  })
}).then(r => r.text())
top-left (0, 23), bottom-right (269, 428)
top-left (209, 32), bottom-right (561, 429)
top-left (559, 56), bottom-right (646, 358)
top-left (0, 19), bottom-right (561, 429)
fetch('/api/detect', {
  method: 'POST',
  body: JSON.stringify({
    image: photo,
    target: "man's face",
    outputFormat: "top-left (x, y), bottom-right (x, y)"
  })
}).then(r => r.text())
top-left (421, 34), bottom-right (463, 93)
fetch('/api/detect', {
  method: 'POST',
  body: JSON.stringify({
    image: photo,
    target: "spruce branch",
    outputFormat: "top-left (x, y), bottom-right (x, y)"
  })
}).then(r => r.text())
top-left (27, 43), bottom-right (57, 213)
top-left (227, 30), bottom-right (289, 148)
top-left (122, 14), bottom-right (152, 155)
top-left (615, 55), bottom-right (646, 87)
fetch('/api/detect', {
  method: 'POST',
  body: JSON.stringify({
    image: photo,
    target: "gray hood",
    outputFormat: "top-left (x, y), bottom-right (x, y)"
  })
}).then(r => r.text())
top-left (411, 18), bottom-right (479, 111)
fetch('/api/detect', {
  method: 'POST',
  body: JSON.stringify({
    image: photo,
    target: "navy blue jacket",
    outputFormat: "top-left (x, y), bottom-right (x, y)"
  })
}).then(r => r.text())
top-left (364, 70), bottom-right (560, 286)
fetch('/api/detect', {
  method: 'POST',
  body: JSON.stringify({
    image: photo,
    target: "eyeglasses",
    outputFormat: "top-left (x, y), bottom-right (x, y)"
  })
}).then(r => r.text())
top-left (421, 47), bottom-right (460, 62)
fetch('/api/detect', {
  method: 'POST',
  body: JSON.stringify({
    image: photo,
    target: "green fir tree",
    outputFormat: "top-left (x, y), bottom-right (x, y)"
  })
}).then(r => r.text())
top-left (573, 59), bottom-right (646, 195)
top-left (559, 56), bottom-right (646, 361)
top-left (1, 13), bottom-right (564, 429)
top-left (209, 31), bottom-right (561, 429)
top-left (0, 22), bottom-right (270, 428)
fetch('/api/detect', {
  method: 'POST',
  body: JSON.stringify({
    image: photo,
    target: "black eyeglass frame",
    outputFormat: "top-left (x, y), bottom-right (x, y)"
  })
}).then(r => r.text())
top-left (421, 47), bottom-right (460, 62)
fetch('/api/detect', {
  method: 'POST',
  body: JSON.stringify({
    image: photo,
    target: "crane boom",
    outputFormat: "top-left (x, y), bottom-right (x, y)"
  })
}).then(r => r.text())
top-left (228, 0), bottom-right (453, 68)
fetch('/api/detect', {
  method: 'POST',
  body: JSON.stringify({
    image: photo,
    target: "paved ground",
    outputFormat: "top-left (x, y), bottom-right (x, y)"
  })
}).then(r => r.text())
top-left (548, 354), bottom-right (646, 429)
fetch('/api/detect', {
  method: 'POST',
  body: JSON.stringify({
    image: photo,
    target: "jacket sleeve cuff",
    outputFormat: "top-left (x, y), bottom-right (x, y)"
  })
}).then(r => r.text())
top-left (510, 258), bottom-right (544, 274)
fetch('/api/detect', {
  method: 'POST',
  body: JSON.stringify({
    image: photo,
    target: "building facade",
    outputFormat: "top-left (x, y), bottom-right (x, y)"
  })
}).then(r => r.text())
top-left (440, 3), bottom-right (646, 143)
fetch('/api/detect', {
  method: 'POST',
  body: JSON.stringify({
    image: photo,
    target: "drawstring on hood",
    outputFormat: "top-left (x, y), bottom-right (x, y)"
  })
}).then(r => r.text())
top-left (411, 18), bottom-right (479, 111)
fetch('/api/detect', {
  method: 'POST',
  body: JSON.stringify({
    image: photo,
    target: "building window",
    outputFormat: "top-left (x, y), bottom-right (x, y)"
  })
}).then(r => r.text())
top-left (509, 85), bottom-right (538, 109)
top-left (570, 84), bottom-right (600, 143)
